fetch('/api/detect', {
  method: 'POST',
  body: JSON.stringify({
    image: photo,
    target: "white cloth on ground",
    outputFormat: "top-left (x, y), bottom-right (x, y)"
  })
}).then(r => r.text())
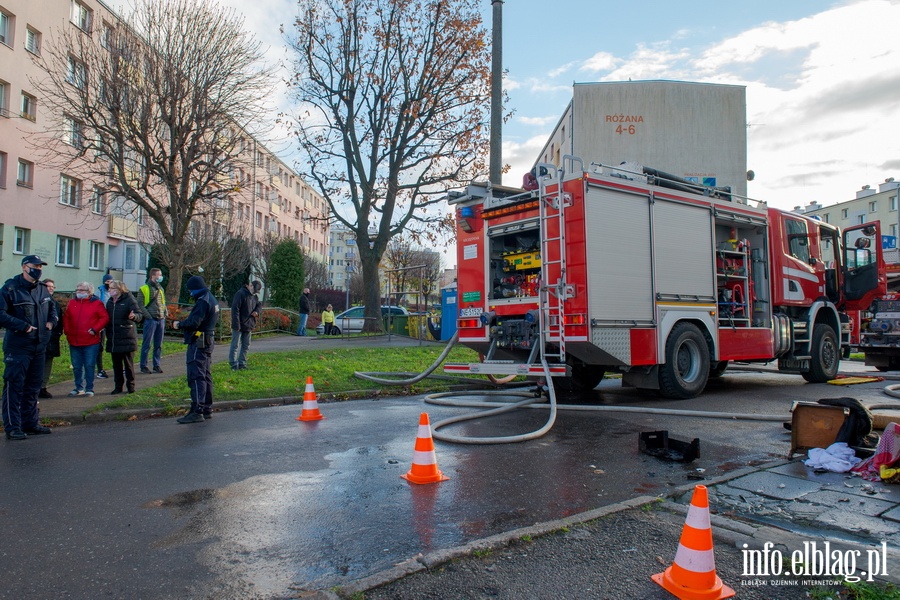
top-left (803, 442), bottom-right (862, 473)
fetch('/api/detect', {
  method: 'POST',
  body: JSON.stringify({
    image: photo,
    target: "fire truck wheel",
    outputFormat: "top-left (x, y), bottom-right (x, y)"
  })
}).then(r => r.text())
top-left (709, 361), bottom-right (729, 378)
top-left (802, 325), bottom-right (839, 383)
top-left (554, 365), bottom-right (605, 393)
top-left (659, 322), bottom-right (710, 399)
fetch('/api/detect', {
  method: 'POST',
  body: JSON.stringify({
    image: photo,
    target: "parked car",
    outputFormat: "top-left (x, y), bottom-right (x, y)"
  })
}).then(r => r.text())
top-left (316, 305), bottom-right (409, 335)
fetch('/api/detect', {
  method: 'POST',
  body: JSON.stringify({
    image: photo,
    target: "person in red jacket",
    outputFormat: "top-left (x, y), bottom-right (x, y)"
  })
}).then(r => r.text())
top-left (63, 282), bottom-right (110, 397)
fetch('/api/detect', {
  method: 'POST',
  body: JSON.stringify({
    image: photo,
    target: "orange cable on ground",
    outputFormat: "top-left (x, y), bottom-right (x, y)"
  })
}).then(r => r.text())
top-left (296, 376), bottom-right (324, 421)
top-left (401, 412), bottom-right (449, 484)
top-left (651, 485), bottom-right (734, 600)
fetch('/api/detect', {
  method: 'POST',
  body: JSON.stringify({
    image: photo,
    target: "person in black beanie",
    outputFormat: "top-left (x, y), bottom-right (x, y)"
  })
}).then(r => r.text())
top-left (173, 275), bottom-right (219, 423)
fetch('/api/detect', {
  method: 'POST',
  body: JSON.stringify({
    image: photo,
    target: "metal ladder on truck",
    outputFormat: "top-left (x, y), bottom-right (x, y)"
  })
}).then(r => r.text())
top-left (534, 159), bottom-right (577, 380)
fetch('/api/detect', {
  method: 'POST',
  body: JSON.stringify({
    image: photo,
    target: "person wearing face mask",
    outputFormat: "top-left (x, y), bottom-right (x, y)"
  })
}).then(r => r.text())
top-left (104, 280), bottom-right (144, 394)
top-left (138, 268), bottom-right (167, 375)
top-left (0, 255), bottom-right (58, 441)
top-left (172, 275), bottom-right (219, 423)
top-left (94, 273), bottom-right (113, 380)
top-left (39, 279), bottom-right (64, 399)
top-left (62, 282), bottom-right (110, 398)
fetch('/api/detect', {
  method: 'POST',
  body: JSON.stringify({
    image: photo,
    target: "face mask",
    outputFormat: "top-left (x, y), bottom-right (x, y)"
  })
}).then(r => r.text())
top-left (28, 268), bottom-right (42, 281)
top-left (109, 289), bottom-right (120, 298)
top-left (190, 288), bottom-right (205, 298)
top-left (156, 276), bottom-right (164, 283)
top-left (76, 292), bottom-right (89, 300)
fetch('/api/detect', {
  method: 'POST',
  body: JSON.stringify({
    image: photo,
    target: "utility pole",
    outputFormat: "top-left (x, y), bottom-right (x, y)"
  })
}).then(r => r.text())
top-left (489, 0), bottom-right (503, 185)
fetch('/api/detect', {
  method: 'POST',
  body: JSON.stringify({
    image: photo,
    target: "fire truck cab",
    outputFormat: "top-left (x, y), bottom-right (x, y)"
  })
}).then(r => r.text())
top-left (446, 159), bottom-right (886, 399)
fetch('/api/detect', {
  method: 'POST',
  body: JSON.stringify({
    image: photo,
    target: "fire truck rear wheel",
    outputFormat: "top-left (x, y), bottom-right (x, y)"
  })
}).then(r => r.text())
top-left (802, 324), bottom-right (839, 383)
top-left (554, 365), bottom-right (605, 393)
top-left (659, 322), bottom-right (710, 399)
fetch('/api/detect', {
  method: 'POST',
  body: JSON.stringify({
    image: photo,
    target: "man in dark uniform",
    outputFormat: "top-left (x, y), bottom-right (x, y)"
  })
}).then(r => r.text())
top-left (0, 255), bottom-right (58, 440)
top-left (173, 275), bottom-right (219, 424)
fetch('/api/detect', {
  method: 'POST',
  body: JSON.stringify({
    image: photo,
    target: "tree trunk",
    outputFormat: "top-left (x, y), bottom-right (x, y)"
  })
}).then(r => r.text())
top-left (166, 254), bottom-right (186, 305)
top-left (361, 254), bottom-right (383, 333)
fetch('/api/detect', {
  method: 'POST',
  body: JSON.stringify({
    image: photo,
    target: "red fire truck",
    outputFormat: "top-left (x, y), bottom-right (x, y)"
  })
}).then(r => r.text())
top-left (445, 158), bottom-right (886, 398)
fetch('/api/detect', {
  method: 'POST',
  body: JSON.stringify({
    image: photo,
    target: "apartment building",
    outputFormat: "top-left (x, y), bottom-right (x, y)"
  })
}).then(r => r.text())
top-left (327, 222), bottom-right (359, 292)
top-left (0, 0), bottom-right (328, 292)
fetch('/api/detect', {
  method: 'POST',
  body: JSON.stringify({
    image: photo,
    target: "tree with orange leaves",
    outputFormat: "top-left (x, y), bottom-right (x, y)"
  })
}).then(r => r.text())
top-left (285, 0), bottom-right (495, 332)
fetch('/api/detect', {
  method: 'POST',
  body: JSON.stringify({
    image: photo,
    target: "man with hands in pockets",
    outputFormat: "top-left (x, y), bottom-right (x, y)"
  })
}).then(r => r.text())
top-left (172, 276), bottom-right (219, 424)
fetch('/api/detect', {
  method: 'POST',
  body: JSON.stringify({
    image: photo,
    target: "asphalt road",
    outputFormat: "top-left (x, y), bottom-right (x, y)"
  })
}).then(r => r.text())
top-left (2, 365), bottom-right (895, 599)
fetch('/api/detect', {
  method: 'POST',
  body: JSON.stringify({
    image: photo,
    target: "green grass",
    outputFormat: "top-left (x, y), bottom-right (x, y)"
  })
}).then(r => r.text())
top-left (88, 345), bottom-right (486, 414)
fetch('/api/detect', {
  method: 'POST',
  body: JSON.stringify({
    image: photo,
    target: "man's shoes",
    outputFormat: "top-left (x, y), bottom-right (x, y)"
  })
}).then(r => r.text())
top-left (111, 388), bottom-right (123, 395)
top-left (68, 389), bottom-right (85, 397)
top-left (153, 366), bottom-right (163, 374)
top-left (96, 371), bottom-right (108, 379)
top-left (203, 413), bottom-right (212, 420)
top-left (23, 425), bottom-right (52, 435)
top-left (84, 391), bottom-right (94, 397)
top-left (39, 388), bottom-right (53, 398)
top-left (5, 430), bottom-right (27, 441)
top-left (140, 367), bottom-right (152, 374)
top-left (127, 388), bottom-right (135, 394)
top-left (176, 412), bottom-right (205, 424)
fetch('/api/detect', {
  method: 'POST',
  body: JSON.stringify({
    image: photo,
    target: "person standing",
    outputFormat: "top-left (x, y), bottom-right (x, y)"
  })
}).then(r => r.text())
top-left (62, 282), bottom-right (109, 398)
top-left (296, 287), bottom-right (311, 336)
top-left (0, 255), bottom-right (57, 441)
top-left (95, 273), bottom-right (113, 379)
top-left (138, 268), bottom-right (167, 374)
top-left (39, 279), bottom-right (63, 399)
top-left (321, 304), bottom-right (335, 335)
top-left (229, 280), bottom-right (261, 370)
top-left (173, 275), bottom-right (219, 423)
top-left (104, 280), bottom-right (143, 394)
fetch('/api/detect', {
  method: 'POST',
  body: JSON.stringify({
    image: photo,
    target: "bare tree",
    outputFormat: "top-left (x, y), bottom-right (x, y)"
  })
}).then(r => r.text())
top-left (414, 250), bottom-right (443, 307)
top-left (251, 232), bottom-right (281, 303)
top-left (304, 257), bottom-right (330, 292)
top-left (31, 0), bottom-right (273, 300)
top-left (384, 236), bottom-right (417, 301)
top-left (285, 0), bottom-right (493, 331)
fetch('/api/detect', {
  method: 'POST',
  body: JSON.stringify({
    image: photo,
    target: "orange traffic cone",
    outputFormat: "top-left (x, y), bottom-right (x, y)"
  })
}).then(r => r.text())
top-left (651, 485), bottom-right (734, 600)
top-left (401, 413), bottom-right (449, 484)
top-left (296, 376), bottom-right (324, 421)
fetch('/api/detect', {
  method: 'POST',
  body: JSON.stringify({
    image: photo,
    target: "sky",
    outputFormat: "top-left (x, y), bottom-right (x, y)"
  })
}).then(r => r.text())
top-left (213, 0), bottom-right (900, 215)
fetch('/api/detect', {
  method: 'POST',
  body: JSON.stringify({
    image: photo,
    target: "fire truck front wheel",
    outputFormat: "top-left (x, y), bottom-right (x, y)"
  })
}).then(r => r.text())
top-left (659, 322), bottom-right (710, 399)
top-left (802, 324), bottom-right (839, 383)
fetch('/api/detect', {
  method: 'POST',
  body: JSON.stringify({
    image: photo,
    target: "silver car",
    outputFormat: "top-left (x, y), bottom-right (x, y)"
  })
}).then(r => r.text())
top-left (316, 306), bottom-right (409, 335)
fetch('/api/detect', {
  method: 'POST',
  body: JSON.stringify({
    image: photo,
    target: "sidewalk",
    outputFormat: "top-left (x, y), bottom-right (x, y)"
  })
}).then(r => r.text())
top-left (38, 333), bottom-right (442, 422)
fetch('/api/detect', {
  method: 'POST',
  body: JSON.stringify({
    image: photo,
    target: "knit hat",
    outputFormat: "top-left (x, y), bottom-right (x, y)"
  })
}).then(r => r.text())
top-left (186, 275), bottom-right (207, 292)
top-left (251, 280), bottom-right (262, 293)
top-left (102, 274), bottom-right (113, 283)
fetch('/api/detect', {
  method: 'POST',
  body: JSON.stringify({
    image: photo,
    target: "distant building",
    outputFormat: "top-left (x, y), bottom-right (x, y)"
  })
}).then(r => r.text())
top-left (536, 80), bottom-right (748, 199)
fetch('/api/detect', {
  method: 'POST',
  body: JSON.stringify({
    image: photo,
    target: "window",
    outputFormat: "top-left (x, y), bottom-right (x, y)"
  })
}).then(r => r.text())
top-left (869, 201), bottom-right (877, 212)
top-left (89, 241), bottom-right (103, 269)
top-left (101, 22), bottom-right (114, 49)
top-left (14, 227), bottom-right (29, 254)
top-left (57, 236), bottom-right (77, 267)
top-left (858, 215), bottom-right (865, 225)
top-left (25, 26), bottom-right (40, 54)
top-left (822, 213), bottom-right (830, 223)
top-left (21, 92), bottom-right (37, 121)
top-left (785, 218), bottom-right (810, 263)
top-left (60, 174), bottom-right (82, 207)
top-left (0, 80), bottom-right (8, 117)
top-left (255, 211), bottom-right (262, 227)
top-left (0, 151), bottom-right (6, 188)
top-left (65, 116), bottom-right (85, 148)
top-left (841, 208), bottom-right (849, 219)
top-left (0, 9), bottom-right (13, 46)
top-left (91, 187), bottom-right (104, 214)
top-left (71, 1), bottom-right (92, 33)
top-left (891, 224), bottom-right (897, 238)
top-left (17, 159), bottom-right (34, 187)
top-left (892, 196), bottom-right (897, 212)
top-left (67, 56), bottom-right (87, 89)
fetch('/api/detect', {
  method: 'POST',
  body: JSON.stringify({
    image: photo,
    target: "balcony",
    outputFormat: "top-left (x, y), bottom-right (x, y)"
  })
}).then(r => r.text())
top-left (269, 201), bottom-right (280, 216)
top-left (108, 215), bottom-right (138, 239)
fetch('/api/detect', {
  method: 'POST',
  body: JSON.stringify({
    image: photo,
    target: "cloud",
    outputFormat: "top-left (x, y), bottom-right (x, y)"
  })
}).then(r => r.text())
top-left (579, 51), bottom-right (619, 73)
top-left (517, 115), bottom-right (558, 127)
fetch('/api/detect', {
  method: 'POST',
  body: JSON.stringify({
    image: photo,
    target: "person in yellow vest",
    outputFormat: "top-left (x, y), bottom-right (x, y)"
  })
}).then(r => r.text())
top-left (138, 268), bottom-right (167, 374)
top-left (321, 304), bottom-right (335, 335)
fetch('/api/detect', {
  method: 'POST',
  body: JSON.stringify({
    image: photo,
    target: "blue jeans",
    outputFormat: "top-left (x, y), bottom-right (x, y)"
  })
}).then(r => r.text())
top-left (140, 317), bottom-right (165, 369)
top-left (229, 329), bottom-right (252, 367)
top-left (296, 313), bottom-right (309, 336)
top-left (70, 344), bottom-right (100, 393)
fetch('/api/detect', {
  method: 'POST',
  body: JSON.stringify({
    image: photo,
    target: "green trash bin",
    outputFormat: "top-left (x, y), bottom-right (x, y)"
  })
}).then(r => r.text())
top-left (386, 314), bottom-right (410, 335)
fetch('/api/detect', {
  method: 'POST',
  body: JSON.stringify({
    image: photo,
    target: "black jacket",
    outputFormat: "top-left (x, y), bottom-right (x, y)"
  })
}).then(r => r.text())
top-left (299, 293), bottom-right (311, 315)
top-left (0, 275), bottom-right (58, 355)
top-left (105, 293), bottom-right (144, 353)
top-left (180, 289), bottom-right (219, 344)
top-left (46, 298), bottom-right (64, 358)
top-left (230, 286), bottom-right (260, 332)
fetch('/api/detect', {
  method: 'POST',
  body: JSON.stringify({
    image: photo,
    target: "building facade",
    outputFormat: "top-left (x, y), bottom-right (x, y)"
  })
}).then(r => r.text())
top-left (537, 80), bottom-right (748, 199)
top-left (0, 0), bottom-right (327, 292)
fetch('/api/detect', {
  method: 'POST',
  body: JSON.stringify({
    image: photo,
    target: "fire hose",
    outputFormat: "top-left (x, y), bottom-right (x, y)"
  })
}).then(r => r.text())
top-left (354, 332), bottom-right (793, 445)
